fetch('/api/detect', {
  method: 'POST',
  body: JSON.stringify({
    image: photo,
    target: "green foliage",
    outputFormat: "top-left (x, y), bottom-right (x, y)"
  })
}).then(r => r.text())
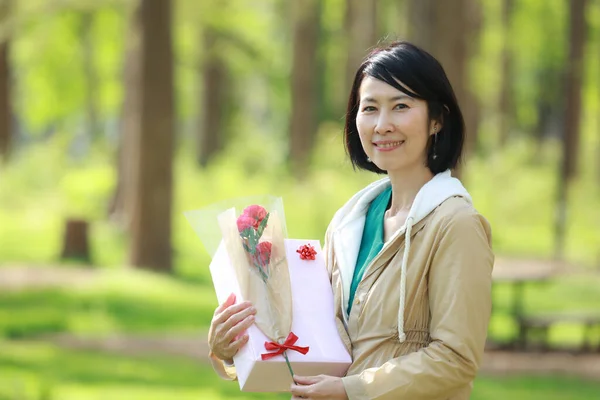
top-left (1, 125), bottom-right (599, 273)
top-left (467, 137), bottom-right (600, 266)
top-left (12, 4), bottom-right (126, 135)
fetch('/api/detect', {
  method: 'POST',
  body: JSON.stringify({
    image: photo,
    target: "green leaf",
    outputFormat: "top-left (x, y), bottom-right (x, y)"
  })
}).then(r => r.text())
top-left (256, 212), bottom-right (270, 238)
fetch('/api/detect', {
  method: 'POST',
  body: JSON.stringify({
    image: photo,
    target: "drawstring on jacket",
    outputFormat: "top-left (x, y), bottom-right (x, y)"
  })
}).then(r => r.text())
top-left (397, 216), bottom-right (414, 343)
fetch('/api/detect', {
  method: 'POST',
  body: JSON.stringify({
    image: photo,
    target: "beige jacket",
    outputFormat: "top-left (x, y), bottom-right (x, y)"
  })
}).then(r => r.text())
top-left (327, 172), bottom-right (494, 400)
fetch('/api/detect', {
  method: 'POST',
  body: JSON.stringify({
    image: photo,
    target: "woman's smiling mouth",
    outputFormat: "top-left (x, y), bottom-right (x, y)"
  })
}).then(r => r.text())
top-left (374, 140), bottom-right (405, 151)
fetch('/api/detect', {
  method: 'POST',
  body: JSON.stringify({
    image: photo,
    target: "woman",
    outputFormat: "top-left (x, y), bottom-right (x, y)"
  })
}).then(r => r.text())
top-left (208, 41), bottom-right (494, 400)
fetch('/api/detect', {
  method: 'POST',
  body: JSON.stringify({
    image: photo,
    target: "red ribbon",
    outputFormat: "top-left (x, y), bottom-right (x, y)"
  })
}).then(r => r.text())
top-left (261, 332), bottom-right (310, 360)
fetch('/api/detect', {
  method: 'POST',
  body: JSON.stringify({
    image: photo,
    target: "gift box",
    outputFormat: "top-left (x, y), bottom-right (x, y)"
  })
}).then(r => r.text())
top-left (209, 238), bottom-right (352, 392)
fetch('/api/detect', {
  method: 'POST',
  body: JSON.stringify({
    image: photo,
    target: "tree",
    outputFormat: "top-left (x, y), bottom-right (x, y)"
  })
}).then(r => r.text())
top-left (80, 10), bottom-right (99, 141)
top-left (108, 6), bottom-right (141, 228)
top-left (498, 0), bottom-right (514, 147)
top-left (127, 0), bottom-right (175, 272)
top-left (197, 25), bottom-right (228, 167)
top-left (555, 0), bottom-right (587, 260)
top-left (289, 0), bottom-right (320, 177)
top-left (408, 0), bottom-right (481, 171)
top-left (0, 0), bottom-right (11, 162)
top-left (461, 0), bottom-right (482, 158)
top-left (345, 0), bottom-right (378, 96)
top-left (407, 0), bottom-right (434, 51)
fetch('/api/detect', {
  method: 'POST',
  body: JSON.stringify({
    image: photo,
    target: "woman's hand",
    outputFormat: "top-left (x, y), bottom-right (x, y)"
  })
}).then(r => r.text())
top-left (290, 375), bottom-right (348, 399)
top-left (208, 293), bottom-right (256, 363)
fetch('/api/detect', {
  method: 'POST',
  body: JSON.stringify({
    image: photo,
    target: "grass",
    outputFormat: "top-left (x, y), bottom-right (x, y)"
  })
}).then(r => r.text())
top-left (0, 340), bottom-right (288, 400)
top-left (0, 266), bottom-right (599, 349)
top-left (472, 375), bottom-right (600, 400)
top-left (0, 269), bottom-right (218, 339)
top-left (1, 340), bottom-right (600, 400)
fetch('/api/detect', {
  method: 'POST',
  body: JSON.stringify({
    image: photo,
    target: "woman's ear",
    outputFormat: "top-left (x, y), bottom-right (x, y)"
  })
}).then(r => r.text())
top-left (429, 119), bottom-right (443, 135)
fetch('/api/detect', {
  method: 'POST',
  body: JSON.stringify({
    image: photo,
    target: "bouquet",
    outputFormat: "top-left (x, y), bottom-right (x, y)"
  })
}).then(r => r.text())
top-left (186, 197), bottom-right (308, 379)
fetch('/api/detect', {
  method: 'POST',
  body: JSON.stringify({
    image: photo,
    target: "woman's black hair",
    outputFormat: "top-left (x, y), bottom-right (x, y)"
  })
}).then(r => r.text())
top-left (344, 41), bottom-right (465, 174)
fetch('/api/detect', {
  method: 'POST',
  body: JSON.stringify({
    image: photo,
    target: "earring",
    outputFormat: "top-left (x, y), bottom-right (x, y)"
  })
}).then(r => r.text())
top-left (367, 157), bottom-right (372, 163)
top-left (432, 128), bottom-right (438, 160)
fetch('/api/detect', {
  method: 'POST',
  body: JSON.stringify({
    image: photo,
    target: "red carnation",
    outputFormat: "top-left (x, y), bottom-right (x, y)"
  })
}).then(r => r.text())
top-left (254, 241), bottom-right (272, 266)
top-left (236, 215), bottom-right (255, 233)
top-left (242, 205), bottom-right (268, 229)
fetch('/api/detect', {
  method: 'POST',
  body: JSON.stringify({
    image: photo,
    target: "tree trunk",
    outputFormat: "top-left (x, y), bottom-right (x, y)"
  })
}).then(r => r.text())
top-left (289, 0), bottom-right (320, 177)
top-left (345, 0), bottom-right (378, 95)
top-left (407, 0), bottom-right (434, 51)
top-left (197, 26), bottom-right (227, 167)
top-left (498, 0), bottom-right (514, 147)
top-left (108, 7), bottom-right (141, 227)
top-left (555, 0), bottom-right (587, 260)
top-left (81, 11), bottom-right (99, 141)
top-left (431, 0), bottom-right (469, 176)
top-left (408, 0), bottom-right (480, 178)
top-left (61, 219), bottom-right (91, 263)
top-left (128, 0), bottom-right (175, 272)
top-left (562, 0), bottom-right (586, 181)
top-left (0, 0), bottom-right (11, 162)
top-left (461, 0), bottom-right (482, 158)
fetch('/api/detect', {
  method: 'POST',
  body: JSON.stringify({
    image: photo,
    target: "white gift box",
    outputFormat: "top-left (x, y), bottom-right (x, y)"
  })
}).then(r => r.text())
top-left (209, 238), bottom-right (352, 392)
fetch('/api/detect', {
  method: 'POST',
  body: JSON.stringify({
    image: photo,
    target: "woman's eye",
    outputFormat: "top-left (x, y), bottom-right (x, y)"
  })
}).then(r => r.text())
top-left (394, 103), bottom-right (408, 110)
top-left (362, 106), bottom-right (376, 112)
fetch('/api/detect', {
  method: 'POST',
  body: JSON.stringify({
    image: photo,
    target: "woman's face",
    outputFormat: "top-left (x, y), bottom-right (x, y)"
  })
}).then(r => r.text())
top-left (356, 76), bottom-right (438, 174)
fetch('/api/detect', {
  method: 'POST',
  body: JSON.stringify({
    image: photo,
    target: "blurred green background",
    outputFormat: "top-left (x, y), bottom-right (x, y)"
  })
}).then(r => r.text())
top-left (0, 0), bottom-right (599, 399)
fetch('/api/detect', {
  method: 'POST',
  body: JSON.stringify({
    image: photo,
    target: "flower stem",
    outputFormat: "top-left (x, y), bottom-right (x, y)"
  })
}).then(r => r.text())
top-left (252, 261), bottom-right (269, 283)
top-left (282, 351), bottom-right (297, 384)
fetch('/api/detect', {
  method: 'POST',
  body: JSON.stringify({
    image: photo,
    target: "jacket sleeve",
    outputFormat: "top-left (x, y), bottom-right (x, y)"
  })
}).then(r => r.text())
top-left (342, 210), bottom-right (494, 400)
top-left (209, 350), bottom-right (238, 381)
top-left (323, 222), bottom-right (335, 282)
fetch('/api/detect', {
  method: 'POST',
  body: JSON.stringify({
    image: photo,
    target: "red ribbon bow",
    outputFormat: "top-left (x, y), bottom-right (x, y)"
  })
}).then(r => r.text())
top-left (261, 332), bottom-right (310, 360)
top-left (297, 244), bottom-right (317, 260)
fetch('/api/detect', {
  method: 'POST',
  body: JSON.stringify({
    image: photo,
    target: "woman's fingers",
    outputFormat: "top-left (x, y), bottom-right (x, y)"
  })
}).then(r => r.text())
top-left (208, 295), bottom-right (256, 361)
top-left (224, 314), bottom-right (255, 342)
top-left (214, 293), bottom-right (236, 316)
top-left (294, 375), bottom-right (321, 385)
top-left (290, 383), bottom-right (311, 398)
top-left (226, 332), bottom-right (250, 352)
top-left (222, 304), bottom-right (256, 330)
top-left (213, 300), bottom-right (253, 326)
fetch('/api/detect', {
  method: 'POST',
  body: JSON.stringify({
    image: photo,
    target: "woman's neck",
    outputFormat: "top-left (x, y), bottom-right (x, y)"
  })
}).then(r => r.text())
top-left (386, 166), bottom-right (434, 215)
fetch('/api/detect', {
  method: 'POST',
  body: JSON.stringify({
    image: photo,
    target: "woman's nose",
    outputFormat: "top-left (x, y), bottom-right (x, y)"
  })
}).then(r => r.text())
top-left (375, 112), bottom-right (394, 134)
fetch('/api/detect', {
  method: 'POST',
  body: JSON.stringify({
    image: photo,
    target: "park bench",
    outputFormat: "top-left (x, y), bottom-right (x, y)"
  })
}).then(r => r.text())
top-left (491, 258), bottom-right (600, 353)
top-left (517, 312), bottom-right (600, 352)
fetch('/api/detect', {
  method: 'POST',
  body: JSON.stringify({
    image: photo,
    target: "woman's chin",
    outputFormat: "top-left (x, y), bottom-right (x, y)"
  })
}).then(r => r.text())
top-left (373, 161), bottom-right (400, 172)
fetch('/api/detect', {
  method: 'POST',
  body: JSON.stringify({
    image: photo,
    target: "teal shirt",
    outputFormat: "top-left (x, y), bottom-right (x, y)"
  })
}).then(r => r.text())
top-left (347, 186), bottom-right (392, 315)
